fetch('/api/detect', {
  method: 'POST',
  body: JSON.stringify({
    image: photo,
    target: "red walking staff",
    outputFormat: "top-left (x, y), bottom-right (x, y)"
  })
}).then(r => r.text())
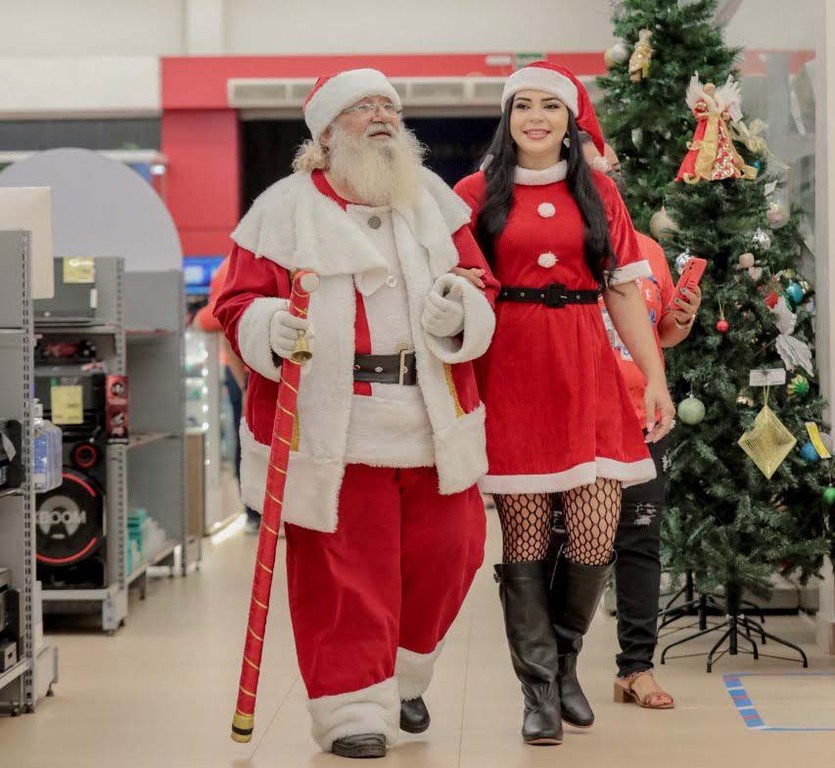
top-left (231, 269), bottom-right (319, 743)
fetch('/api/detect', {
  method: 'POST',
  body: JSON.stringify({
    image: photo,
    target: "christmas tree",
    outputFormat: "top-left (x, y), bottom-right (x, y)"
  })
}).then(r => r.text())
top-left (598, 0), bottom-right (832, 604)
top-left (598, 0), bottom-right (738, 235)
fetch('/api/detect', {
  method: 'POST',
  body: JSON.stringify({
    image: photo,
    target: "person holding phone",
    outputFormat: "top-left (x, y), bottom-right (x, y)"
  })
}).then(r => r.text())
top-left (454, 62), bottom-right (675, 746)
top-left (579, 135), bottom-right (702, 710)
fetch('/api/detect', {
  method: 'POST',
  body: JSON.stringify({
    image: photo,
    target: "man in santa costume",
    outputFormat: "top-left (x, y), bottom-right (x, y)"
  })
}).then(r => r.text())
top-left (214, 68), bottom-right (498, 759)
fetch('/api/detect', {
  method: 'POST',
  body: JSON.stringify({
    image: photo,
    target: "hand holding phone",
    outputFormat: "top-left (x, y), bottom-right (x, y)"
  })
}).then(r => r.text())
top-left (669, 257), bottom-right (707, 308)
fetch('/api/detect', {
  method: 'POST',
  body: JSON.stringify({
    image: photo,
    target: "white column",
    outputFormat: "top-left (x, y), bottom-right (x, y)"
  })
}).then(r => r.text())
top-left (815, 0), bottom-right (835, 655)
top-left (185, 0), bottom-right (225, 55)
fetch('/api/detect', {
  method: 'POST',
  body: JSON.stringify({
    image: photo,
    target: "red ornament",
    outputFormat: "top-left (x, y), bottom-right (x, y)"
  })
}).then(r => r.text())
top-left (716, 319), bottom-right (730, 333)
top-left (764, 291), bottom-right (779, 309)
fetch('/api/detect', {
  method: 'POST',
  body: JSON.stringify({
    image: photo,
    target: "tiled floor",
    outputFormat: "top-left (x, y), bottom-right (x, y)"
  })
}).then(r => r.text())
top-left (2, 511), bottom-right (834, 767)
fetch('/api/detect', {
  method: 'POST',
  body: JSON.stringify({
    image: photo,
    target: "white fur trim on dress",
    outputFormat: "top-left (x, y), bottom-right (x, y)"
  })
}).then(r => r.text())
top-left (236, 297), bottom-right (290, 382)
top-left (479, 456), bottom-right (657, 494)
top-left (304, 69), bottom-right (401, 141)
top-left (396, 643), bottom-right (444, 701)
top-left (514, 161), bottom-right (567, 186)
top-left (502, 68), bottom-right (578, 113)
top-left (308, 677), bottom-right (400, 751)
top-left (422, 275), bottom-right (496, 365)
top-left (608, 259), bottom-right (652, 286)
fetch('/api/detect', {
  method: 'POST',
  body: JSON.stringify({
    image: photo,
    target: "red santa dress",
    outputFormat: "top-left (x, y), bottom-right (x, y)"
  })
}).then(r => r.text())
top-left (454, 161), bottom-right (656, 494)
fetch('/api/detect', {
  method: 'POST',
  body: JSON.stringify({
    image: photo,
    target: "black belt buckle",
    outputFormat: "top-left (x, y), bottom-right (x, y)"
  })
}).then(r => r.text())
top-left (544, 283), bottom-right (569, 308)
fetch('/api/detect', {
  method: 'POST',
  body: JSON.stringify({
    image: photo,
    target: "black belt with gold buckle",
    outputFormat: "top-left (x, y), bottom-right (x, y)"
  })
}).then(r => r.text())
top-left (353, 350), bottom-right (417, 385)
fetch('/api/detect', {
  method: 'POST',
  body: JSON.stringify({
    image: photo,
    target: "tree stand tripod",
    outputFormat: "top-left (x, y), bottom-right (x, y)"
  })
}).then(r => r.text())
top-left (659, 585), bottom-right (809, 673)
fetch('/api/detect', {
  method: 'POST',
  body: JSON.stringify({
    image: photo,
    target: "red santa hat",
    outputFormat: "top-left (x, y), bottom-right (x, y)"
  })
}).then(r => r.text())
top-left (500, 61), bottom-right (605, 155)
top-left (303, 68), bottom-right (401, 142)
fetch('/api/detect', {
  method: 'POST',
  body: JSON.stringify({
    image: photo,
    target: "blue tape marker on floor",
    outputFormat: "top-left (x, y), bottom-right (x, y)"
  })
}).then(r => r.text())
top-left (722, 672), bottom-right (835, 733)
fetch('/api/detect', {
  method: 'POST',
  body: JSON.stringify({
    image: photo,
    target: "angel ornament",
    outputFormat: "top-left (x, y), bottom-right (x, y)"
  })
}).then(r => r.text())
top-left (676, 73), bottom-right (758, 184)
top-left (629, 28), bottom-right (654, 82)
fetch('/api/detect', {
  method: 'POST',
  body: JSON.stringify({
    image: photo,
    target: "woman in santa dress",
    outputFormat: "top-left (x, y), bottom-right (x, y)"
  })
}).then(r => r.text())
top-left (454, 62), bottom-right (675, 746)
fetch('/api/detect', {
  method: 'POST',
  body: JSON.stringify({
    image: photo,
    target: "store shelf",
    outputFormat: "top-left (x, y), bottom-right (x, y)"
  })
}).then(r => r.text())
top-left (126, 329), bottom-right (176, 342)
top-left (0, 328), bottom-right (24, 335)
top-left (0, 659), bottom-right (31, 692)
top-left (128, 432), bottom-right (174, 450)
top-left (41, 585), bottom-right (120, 602)
top-left (34, 322), bottom-right (120, 335)
top-left (126, 539), bottom-right (179, 586)
top-left (0, 487), bottom-right (24, 499)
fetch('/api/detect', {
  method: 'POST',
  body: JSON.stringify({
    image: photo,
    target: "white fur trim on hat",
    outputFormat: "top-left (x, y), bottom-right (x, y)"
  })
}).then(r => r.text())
top-left (304, 69), bottom-right (401, 141)
top-left (501, 67), bottom-right (578, 113)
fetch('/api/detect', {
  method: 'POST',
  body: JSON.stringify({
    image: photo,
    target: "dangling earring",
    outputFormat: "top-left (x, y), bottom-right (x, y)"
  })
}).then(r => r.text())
top-left (563, 137), bottom-right (571, 149)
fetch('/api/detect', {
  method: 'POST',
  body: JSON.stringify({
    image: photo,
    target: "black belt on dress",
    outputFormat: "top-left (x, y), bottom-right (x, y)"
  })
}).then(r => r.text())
top-left (353, 350), bottom-right (417, 386)
top-left (498, 283), bottom-right (601, 308)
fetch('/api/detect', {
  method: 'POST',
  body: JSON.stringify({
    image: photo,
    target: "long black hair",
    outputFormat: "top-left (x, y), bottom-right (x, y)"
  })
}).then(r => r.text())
top-left (474, 97), bottom-right (616, 287)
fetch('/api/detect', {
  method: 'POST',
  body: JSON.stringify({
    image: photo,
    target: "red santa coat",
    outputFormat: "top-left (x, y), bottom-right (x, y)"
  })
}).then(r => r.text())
top-left (215, 168), bottom-right (498, 532)
top-left (454, 162), bottom-right (656, 494)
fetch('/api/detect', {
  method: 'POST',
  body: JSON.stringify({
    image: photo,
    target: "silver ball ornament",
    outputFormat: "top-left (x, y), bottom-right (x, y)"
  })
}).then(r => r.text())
top-left (675, 251), bottom-right (692, 275)
top-left (604, 42), bottom-right (631, 68)
top-left (767, 201), bottom-right (789, 229)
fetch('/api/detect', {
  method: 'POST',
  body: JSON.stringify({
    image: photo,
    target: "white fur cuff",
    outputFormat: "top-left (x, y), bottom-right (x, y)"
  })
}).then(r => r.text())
top-left (237, 297), bottom-right (290, 381)
top-left (396, 644), bottom-right (444, 701)
top-left (433, 404), bottom-right (488, 494)
top-left (308, 677), bottom-right (400, 751)
top-left (422, 275), bottom-right (496, 364)
top-left (608, 259), bottom-right (652, 286)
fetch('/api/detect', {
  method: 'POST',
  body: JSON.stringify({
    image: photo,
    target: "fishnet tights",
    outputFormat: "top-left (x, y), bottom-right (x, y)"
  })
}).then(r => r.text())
top-left (494, 479), bottom-right (622, 566)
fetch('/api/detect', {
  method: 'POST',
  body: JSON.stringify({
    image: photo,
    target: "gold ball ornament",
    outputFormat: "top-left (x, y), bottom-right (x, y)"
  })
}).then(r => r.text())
top-left (604, 42), bottom-right (631, 68)
top-left (738, 252), bottom-right (755, 269)
top-left (650, 207), bottom-right (679, 240)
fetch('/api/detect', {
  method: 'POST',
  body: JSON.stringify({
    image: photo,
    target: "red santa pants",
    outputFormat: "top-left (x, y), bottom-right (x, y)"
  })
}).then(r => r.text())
top-left (284, 463), bottom-right (485, 750)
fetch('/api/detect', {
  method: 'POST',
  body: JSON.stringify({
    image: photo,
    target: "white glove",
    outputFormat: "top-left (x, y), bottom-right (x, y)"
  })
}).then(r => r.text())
top-left (421, 283), bottom-right (465, 338)
top-left (269, 309), bottom-right (313, 360)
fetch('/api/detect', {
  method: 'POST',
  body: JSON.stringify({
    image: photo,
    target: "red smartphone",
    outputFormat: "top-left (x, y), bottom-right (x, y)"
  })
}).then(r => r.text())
top-left (670, 257), bottom-right (707, 307)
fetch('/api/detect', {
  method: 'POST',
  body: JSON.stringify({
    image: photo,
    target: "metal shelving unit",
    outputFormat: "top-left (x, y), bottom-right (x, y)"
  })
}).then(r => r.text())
top-left (33, 260), bottom-right (197, 634)
top-left (125, 270), bottom-right (198, 576)
top-left (0, 230), bottom-right (59, 713)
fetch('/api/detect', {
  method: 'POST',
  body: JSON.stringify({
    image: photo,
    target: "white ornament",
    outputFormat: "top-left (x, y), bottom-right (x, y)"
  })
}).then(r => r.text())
top-left (604, 42), bottom-right (631, 68)
top-left (649, 206), bottom-right (678, 239)
top-left (538, 252), bottom-right (558, 269)
top-left (770, 297), bottom-right (815, 376)
top-left (748, 266), bottom-right (764, 281)
top-left (631, 128), bottom-right (644, 148)
top-left (738, 252), bottom-right (755, 269)
top-left (752, 228), bottom-right (772, 251)
top-left (537, 202), bottom-right (556, 219)
top-left (675, 251), bottom-right (692, 275)
top-left (767, 201), bottom-right (789, 229)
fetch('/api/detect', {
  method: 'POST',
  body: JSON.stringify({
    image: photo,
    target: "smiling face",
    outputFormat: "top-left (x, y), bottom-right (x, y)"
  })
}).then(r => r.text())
top-left (509, 89), bottom-right (570, 169)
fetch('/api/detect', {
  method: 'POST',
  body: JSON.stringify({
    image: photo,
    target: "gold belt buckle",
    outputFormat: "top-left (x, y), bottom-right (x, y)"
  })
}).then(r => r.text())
top-left (398, 348), bottom-right (413, 386)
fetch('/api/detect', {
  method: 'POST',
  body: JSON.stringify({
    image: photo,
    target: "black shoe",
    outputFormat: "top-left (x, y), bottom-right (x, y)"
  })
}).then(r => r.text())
top-left (495, 562), bottom-right (563, 746)
top-left (400, 696), bottom-right (431, 734)
top-left (549, 554), bottom-right (616, 729)
top-left (331, 733), bottom-right (387, 759)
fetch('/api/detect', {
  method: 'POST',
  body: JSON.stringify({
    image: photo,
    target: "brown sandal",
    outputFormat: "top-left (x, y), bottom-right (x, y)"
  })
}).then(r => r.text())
top-left (614, 672), bottom-right (675, 709)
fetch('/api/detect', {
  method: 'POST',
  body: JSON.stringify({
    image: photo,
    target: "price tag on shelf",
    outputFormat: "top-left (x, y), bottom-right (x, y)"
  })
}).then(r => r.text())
top-left (50, 384), bottom-right (83, 425)
top-left (63, 257), bottom-right (95, 284)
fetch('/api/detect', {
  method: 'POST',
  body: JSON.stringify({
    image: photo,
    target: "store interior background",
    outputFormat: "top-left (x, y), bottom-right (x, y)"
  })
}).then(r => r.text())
top-left (0, 2), bottom-right (834, 761)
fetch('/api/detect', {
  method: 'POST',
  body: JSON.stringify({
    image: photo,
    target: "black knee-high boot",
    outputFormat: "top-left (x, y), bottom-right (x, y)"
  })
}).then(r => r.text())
top-left (550, 554), bottom-right (615, 728)
top-left (495, 561), bottom-right (563, 745)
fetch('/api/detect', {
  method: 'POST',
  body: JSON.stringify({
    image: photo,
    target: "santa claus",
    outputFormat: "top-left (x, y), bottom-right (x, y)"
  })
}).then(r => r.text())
top-left (214, 68), bottom-right (498, 759)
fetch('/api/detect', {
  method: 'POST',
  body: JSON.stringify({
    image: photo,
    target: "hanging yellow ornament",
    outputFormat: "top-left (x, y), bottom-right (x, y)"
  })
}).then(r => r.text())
top-left (738, 390), bottom-right (797, 479)
top-left (629, 29), bottom-right (654, 82)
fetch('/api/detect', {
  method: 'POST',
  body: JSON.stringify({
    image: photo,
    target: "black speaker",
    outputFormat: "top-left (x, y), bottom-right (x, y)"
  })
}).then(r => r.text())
top-left (34, 366), bottom-right (109, 589)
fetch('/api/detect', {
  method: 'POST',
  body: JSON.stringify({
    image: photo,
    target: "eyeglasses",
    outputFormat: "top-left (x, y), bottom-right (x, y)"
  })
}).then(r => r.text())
top-left (341, 101), bottom-right (403, 117)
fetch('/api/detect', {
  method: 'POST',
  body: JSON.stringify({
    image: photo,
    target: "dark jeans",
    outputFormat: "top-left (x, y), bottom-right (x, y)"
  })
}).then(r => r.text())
top-left (225, 366), bottom-right (260, 524)
top-left (549, 435), bottom-right (668, 677)
top-left (614, 435), bottom-right (668, 677)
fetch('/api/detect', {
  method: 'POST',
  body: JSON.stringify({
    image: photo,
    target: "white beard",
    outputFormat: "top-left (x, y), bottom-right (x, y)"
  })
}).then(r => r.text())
top-left (327, 123), bottom-right (426, 209)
